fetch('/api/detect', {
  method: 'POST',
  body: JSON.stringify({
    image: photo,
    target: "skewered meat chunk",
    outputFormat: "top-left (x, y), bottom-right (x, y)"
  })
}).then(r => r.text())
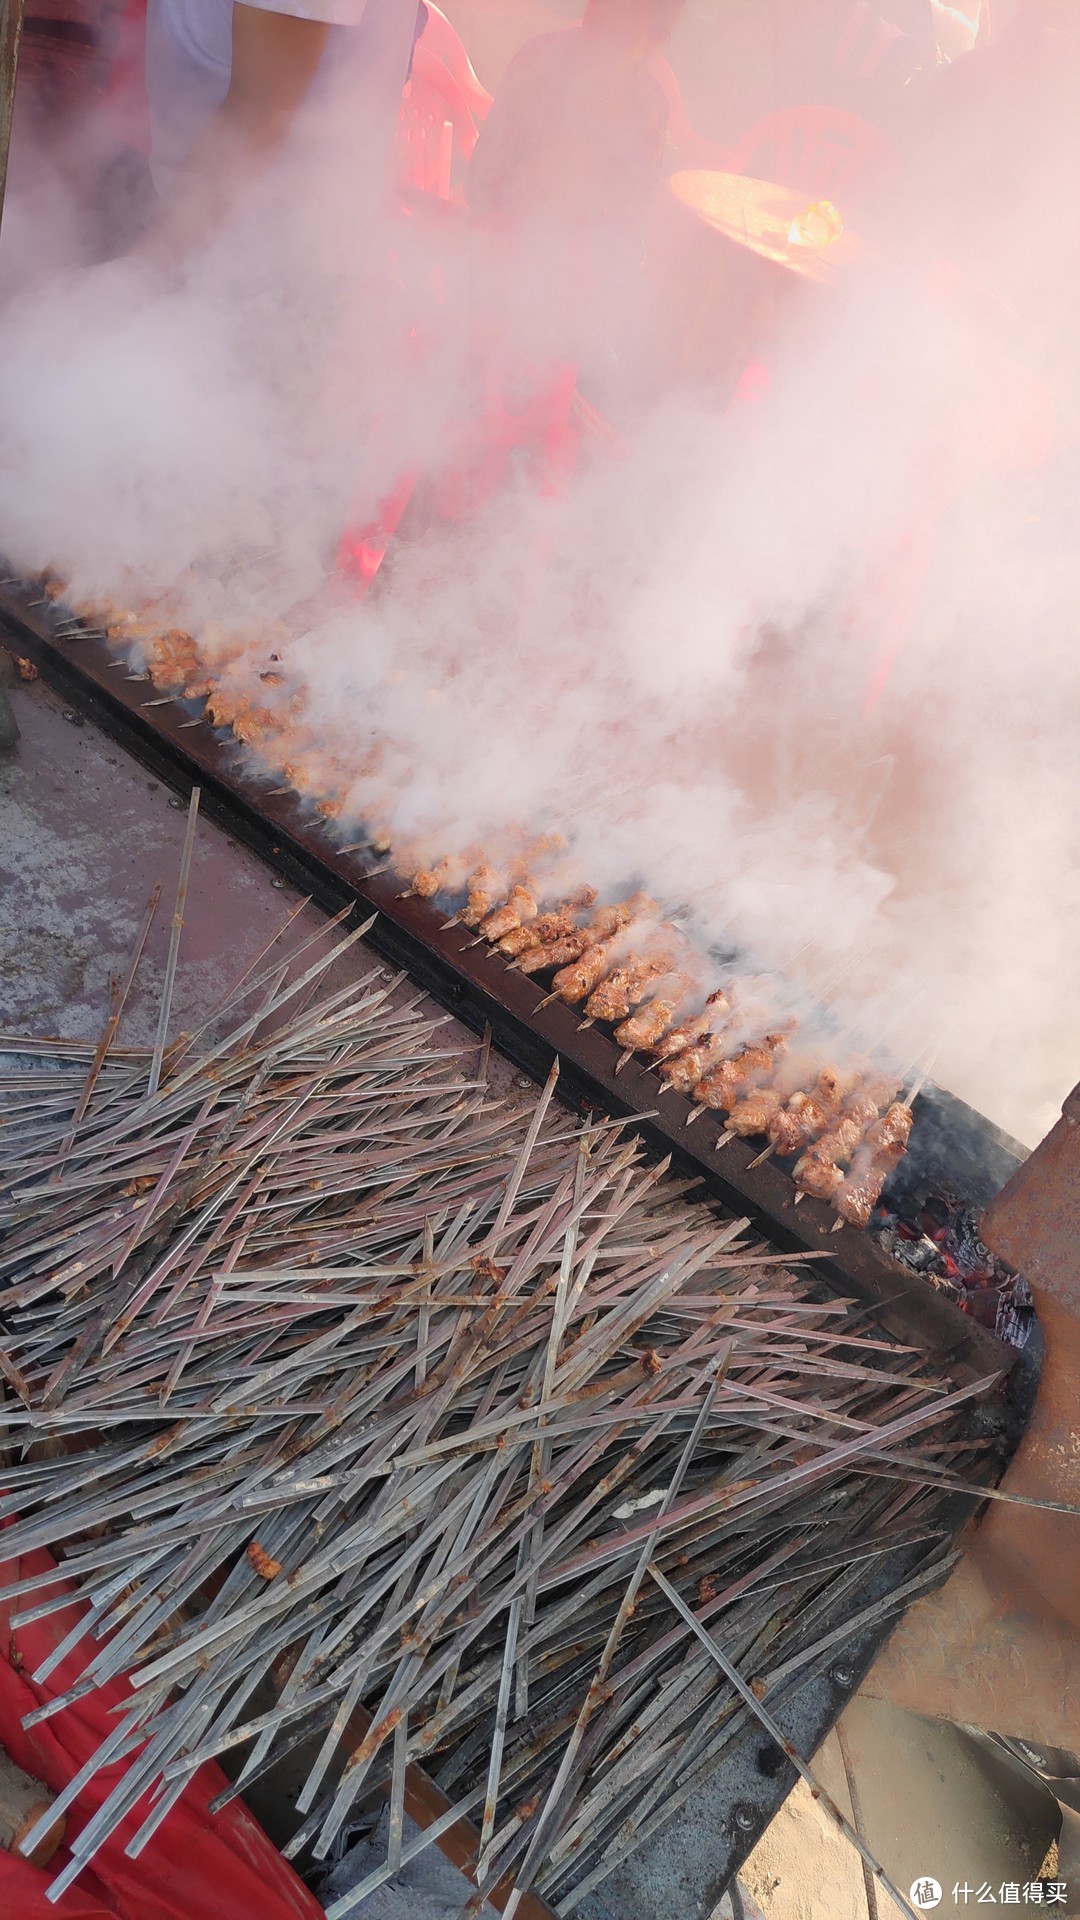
top-left (583, 956), bottom-right (671, 1025)
top-left (814, 1064), bottom-right (859, 1112)
top-left (583, 894), bottom-right (658, 945)
top-left (835, 1155), bottom-right (891, 1228)
top-left (864, 1102), bottom-right (914, 1159)
top-left (725, 1086), bottom-right (784, 1137)
top-left (551, 944), bottom-right (615, 1004)
top-left (832, 1106), bottom-right (912, 1227)
top-left (659, 1031), bottom-right (735, 1095)
top-left (499, 909), bottom-right (578, 958)
top-left (768, 1091), bottom-right (832, 1157)
top-left (479, 886), bottom-right (538, 942)
top-left (409, 856), bottom-right (466, 900)
top-left (849, 1076), bottom-right (901, 1123)
top-left (794, 1153), bottom-right (846, 1202)
top-left (809, 1110), bottom-right (866, 1167)
top-left (460, 866), bottom-right (502, 929)
top-left (649, 988), bottom-right (732, 1063)
top-left (766, 1060), bottom-right (861, 1157)
top-left (614, 995), bottom-right (683, 1053)
top-left (499, 924), bottom-right (542, 958)
top-left (146, 632), bottom-right (201, 688)
top-left (516, 934), bottom-right (590, 975)
top-left (692, 1034), bottom-right (789, 1115)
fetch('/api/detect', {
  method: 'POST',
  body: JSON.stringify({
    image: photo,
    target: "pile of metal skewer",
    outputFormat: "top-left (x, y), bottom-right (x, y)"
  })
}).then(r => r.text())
top-left (0, 849), bottom-right (1001, 1918)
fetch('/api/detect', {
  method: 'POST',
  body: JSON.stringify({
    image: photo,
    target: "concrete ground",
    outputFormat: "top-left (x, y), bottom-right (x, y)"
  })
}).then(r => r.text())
top-left (0, 660), bottom-right (1067, 1917)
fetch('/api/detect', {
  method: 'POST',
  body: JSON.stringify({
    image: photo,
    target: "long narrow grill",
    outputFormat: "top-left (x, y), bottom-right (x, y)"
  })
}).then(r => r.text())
top-left (0, 575), bottom-right (1017, 1389)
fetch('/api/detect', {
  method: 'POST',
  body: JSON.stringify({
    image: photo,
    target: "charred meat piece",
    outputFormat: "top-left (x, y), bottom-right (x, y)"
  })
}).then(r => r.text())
top-left (146, 631), bottom-right (201, 689)
top-left (725, 1085), bottom-right (784, 1138)
top-left (479, 885), bottom-right (538, 942)
top-left (408, 855), bottom-right (468, 900)
top-left (499, 924), bottom-right (542, 959)
top-left (768, 1091), bottom-right (832, 1157)
top-left (766, 1063), bottom-right (858, 1157)
top-left (583, 956), bottom-right (672, 1025)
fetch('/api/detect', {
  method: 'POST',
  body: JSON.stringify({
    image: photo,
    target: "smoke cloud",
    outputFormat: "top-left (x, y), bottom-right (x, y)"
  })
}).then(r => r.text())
top-left (1, 2), bottom-right (1078, 1149)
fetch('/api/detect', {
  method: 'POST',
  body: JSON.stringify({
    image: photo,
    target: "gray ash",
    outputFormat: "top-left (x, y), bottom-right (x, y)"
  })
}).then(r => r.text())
top-left (871, 1187), bottom-right (1034, 1350)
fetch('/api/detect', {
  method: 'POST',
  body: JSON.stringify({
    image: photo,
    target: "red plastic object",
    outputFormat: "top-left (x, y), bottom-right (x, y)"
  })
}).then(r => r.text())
top-left (435, 358), bottom-right (580, 521)
top-left (723, 104), bottom-right (896, 205)
top-left (400, 43), bottom-right (481, 201)
top-left (0, 1536), bottom-right (322, 1920)
top-left (419, 3), bottom-right (492, 122)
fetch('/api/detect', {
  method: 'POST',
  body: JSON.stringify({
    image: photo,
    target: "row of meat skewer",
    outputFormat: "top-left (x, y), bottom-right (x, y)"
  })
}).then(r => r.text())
top-left (30, 574), bottom-right (916, 1233)
top-left (413, 860), bottom-right (915, 1232)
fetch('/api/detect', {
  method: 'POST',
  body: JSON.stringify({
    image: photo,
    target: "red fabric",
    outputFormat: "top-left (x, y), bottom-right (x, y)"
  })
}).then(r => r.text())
top-left (0, 1539), bottom-right (322, 1920)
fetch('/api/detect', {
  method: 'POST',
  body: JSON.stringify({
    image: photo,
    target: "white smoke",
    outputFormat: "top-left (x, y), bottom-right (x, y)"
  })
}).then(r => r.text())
top-left (1, 2), bottom-right (1078, 1149)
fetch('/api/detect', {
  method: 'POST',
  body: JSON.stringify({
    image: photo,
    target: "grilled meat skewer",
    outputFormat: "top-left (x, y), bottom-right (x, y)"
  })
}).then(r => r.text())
top-left (550, 944), bottom-right (614, 1005)
top-left (795, 1153), bottom-right (846, 1203)
top-left (498, 910), bottom-right (576, 959)
top-left (517, 934), bottom-right (590, 976)
top-left (478, 885), bottom-right (539, 942)
top-left (582, 956), bottom-right (674, 1026)
top-left (724, 1085), bottom-right (785, 1138)
top-left (648, 989), bottom-right (733, 1065)
top-left (614, 991), bottom-right (690, 1054)
top-left (658, 1031), bottom-right (735, 1096)
top-left (690, 1033), bottom-right (790, 1116)
top-left (834, 1103), bottom-right (915, 1227)
top-left (458, 866), bottom-right (503, 929)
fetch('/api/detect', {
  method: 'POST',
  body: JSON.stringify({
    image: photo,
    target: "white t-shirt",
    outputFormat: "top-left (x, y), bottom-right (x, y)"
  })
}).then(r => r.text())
top-left (145, 0), bottom-right (417, 190)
